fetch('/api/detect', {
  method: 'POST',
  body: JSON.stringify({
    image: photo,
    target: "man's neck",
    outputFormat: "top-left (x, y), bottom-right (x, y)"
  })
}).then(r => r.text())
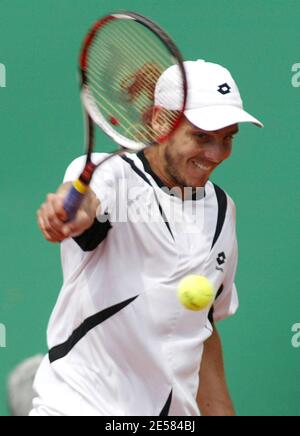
top-left (142, 147), bottom-right (205, 201)
top-left (144, 146), bottom-right (177, 189)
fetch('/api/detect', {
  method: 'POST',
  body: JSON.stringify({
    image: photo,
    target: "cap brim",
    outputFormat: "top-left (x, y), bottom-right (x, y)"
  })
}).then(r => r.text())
top-left (185, 105), bottom-right (264, 131)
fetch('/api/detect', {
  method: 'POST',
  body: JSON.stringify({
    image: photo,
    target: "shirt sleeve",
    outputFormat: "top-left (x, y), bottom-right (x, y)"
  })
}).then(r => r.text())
top-left (63, 153), bottom-right (118, 216)
top-left (213, 201), bottom-right (239, 322)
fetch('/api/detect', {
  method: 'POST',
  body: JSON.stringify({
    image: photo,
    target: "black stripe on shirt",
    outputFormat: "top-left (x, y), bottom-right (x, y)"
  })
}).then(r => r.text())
top-left (49, 296), bottom-right (138, 363)
top-left (159, 390), bottom-right (173, 416)
top-left (121, 155), bottom-right (174, 240)
top-left (211, 184), bottom-right (228, 249)
top-left (208, 306), bottom-right (214, 324)
top-left (208, 285), bottom-right (225, 323)
top-left (215, 284), bottom-right (225, 300)
top-left (121, 155), bottom-right (152, 186)
top-left (137, 150), bottom-right (206, 201)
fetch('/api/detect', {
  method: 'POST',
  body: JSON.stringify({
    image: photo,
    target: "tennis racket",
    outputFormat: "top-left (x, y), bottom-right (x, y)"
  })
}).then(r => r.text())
top-left (64, 11), bottom-right (188, 221)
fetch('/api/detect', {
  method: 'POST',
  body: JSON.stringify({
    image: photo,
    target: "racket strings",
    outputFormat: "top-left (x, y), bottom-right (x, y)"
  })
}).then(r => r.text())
top-left (105, 24), bottom-right (172, 68)
top-left (87, 74), bottom-right (152, 141)
top-left (86, 18), bottom-right (184, 144)
top-left (88, 59), bottom-right (155, 135)
top-left (89, 30), bottom-right (168, 108)
top-left (88, 60), bottom-right (158, 124)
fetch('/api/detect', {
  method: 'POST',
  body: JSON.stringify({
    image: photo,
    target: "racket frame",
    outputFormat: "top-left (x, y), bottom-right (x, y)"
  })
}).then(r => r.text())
top-left (64, 11), bottom-right (188, 221)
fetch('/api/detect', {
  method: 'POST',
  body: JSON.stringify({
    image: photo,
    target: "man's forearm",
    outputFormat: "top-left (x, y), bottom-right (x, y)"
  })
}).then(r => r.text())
top-left (197, 327), bottom-right (235, 416)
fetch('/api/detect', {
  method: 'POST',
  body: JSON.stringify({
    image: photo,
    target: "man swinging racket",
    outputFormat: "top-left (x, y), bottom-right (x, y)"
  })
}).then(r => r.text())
top-left (32, 59), bottom-right (263, 416)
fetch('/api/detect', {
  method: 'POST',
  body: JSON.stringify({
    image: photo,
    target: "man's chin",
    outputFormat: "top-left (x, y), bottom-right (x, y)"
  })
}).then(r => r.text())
top-left (184, 177), bottom-right (209, 189)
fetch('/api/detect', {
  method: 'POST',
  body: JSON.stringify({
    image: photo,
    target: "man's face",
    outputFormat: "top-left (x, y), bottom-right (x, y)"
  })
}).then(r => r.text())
top-left (161, 118), bottom-right (239, 188)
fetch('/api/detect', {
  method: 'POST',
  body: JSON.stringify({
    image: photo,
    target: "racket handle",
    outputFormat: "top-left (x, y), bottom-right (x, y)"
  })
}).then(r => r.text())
top-left (64, 180), bottom-right (89, 222)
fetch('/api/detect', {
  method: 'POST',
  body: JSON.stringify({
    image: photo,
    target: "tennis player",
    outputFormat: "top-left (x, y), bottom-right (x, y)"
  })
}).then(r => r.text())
top-left (32, 60), bottom-right (263, 416)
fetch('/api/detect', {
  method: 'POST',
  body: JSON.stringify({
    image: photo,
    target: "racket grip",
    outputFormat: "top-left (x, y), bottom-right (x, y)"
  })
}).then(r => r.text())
top-left (64, 180), bottom-right (89, 222)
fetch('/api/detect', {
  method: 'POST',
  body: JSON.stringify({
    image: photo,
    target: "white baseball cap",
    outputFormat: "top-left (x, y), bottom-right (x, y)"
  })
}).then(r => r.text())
top-left (154, 59), bottom-right (264, 131)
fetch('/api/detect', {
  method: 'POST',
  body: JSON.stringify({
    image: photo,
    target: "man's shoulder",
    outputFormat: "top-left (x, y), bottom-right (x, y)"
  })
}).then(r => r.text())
top-left (208, 181), bottom-right (236, 217)
top-left (65, 153), bottom-right (127, 177)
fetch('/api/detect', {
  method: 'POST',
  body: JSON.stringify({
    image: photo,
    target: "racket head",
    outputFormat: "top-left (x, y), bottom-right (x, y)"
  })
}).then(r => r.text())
top-left (79, 11), bottom-right (188, 155)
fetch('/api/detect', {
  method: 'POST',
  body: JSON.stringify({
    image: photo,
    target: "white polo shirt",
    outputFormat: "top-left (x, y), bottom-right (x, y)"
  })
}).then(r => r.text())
top-left (31, 151), bottom-right (238, 416)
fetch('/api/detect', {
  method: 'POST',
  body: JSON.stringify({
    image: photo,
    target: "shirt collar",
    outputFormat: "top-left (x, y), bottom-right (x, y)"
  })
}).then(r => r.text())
top-left (137, 150), bottom-right (206, 201)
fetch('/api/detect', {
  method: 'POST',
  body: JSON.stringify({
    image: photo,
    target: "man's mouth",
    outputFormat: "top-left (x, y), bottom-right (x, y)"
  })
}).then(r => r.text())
top-left (192, 160), bottom-right (215, 171)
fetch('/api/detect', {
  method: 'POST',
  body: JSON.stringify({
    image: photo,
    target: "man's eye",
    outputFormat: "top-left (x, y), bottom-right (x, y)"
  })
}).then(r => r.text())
top-left (195, 133), bottom-right (208, 140)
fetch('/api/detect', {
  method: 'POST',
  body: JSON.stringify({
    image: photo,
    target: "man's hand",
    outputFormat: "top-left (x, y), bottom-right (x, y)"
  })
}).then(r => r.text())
top-left (37, 183), bottom-right (100, 243)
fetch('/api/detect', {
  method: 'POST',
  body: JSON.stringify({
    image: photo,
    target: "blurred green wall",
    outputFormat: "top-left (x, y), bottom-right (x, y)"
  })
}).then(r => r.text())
top-left (0, 0), bottom-right (299, 416)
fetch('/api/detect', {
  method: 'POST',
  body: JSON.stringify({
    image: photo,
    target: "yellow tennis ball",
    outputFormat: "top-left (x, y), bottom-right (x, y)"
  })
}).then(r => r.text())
top-left (178, 275), bottom-right (214, 311)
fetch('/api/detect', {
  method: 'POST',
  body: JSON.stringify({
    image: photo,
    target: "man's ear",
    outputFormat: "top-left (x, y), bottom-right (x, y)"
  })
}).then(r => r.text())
top-left (151, 107), bottom-right (178, 137)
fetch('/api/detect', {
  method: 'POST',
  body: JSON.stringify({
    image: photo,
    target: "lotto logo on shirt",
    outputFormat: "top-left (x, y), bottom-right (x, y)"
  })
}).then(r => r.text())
top-left (291, 324), bottom-right (300, 348)
top-left (0, 63), bottom-right (6, 88)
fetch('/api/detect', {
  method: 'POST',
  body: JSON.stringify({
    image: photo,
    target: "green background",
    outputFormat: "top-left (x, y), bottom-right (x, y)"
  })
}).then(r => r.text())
top-left (0, 0), bottom-right (299, 416)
